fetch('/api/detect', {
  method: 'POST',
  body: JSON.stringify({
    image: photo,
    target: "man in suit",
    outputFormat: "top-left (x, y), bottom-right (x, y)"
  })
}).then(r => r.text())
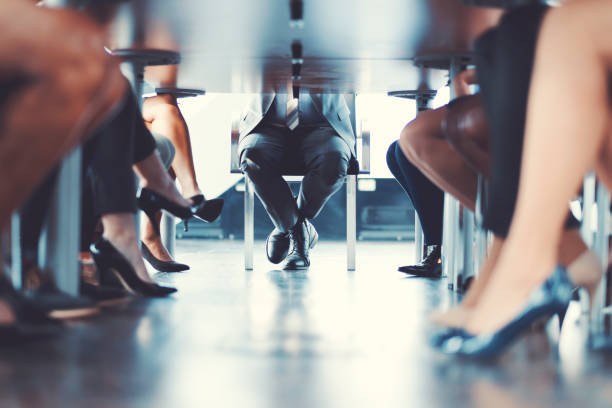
top-left (239, 90), bottom-right (355, 269)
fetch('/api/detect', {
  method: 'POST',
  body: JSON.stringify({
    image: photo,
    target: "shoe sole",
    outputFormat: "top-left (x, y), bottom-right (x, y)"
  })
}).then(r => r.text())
top-left (48, 307), bottom-right (100, 320)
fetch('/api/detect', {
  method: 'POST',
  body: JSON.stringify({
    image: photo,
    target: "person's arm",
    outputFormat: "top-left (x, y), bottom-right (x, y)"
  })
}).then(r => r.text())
top-left (452, 69), bottom-right (478, 98)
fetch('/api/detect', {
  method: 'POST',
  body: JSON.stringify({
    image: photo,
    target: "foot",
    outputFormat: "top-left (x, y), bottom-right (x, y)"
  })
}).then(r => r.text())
top-left (140, 179), bottom-right (192, 208)
top-left (103, 230), bottom-right (154, 285)
top-left (398, 245), bottom-right (441, 278)
top-left (283, 219), bottom-right (318, 270)
top-left (266, 228), bottom-right (291, 264)
top-left (141, 235), bottom-right (173, 263)
top-left (430, 305), bottom-right (474, 329)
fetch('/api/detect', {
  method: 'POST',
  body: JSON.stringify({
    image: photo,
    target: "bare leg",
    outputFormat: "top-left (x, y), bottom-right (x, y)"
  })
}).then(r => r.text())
top-left (464, 1), bottom-right (612, 334)
top-left (398, 107), bottom-right (478, 210)
top-left (133, 153), bottom-right (192, 208)
top-left (0, 1), bottom-right (126, 228)
top-left (143, 94), bottom-right (201, 197)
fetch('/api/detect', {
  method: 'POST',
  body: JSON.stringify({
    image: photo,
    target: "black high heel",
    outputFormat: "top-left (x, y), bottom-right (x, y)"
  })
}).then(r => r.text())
top-left (137, 187), bottom-right (194, 233)
top-left (90, 239), bottom-right (177, 297)
top-left (190, 194), bottom-right (224, 223)
top-left (141, 241), bottom-right (190, 273)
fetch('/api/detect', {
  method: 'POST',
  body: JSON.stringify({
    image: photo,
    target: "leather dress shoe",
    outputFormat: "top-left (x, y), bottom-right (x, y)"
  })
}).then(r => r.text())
top-left (283, 219), bottom-right (318, 270)
top-left (266, 228), bottom-right (291, 264)
top-left (398, 245), bottom-right (442, 278)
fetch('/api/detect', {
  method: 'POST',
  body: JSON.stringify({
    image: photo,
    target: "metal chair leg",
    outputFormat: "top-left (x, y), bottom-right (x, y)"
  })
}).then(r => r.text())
top-left (10, 214), bottom-right (22, 289)
top-left (347, 175), bottom-right (357, 271)
top-left (442, 193), bottom-right (457, 286)
top-left (160, 213), bottom-right (176, 257)
top-left (581, 172), bottom-right (596, 247)
top-left (244, 177), bottom-right (254, 270)
top-left (41, 148), bottom-right (82, 296)
top-left (591, 183), bottom-right (610, 336)
top-left (414, 211), bottom-right (424, 262)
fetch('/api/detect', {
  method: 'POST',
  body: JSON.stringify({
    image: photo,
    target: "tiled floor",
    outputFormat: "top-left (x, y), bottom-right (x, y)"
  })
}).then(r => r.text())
top-left (0, 240), bottom-right (611, 407)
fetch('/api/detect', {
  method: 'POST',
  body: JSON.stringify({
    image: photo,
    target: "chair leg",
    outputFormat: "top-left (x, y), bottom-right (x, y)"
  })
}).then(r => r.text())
top-left (414, 211), bottom-right (424, 262)
top-left (10, 214), bottom-right (22, 289)
top-left (591, 182), bottom-right (610, 337)
top-left (442, 193), bottom-right (458, 287)
top-left (160, 212), bottom-right (175, 257)
top-left (244, 177), bottom-right (254, 270)
top-left (347, 175), bottom-right (357, 271)
top-left (41, 148), bottom-right (82, 296)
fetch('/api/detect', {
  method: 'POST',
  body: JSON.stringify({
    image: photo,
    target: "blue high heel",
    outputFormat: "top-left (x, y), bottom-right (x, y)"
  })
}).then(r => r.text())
top-left (439, 266), bottom-right (574, 359)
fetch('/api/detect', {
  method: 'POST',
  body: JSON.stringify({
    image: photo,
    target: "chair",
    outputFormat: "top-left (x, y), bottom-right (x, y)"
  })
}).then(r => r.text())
top-left (230, 96), bottom-right (370, 271)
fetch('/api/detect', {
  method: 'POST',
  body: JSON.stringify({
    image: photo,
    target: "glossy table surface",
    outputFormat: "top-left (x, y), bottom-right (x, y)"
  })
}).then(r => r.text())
top-left (0, 240), bottom-right (611, 407)
top-left (130, 0), bottom-right (503, 93)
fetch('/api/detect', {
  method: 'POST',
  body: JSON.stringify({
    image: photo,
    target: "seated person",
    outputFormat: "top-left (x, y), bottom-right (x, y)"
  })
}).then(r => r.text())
top-left (398, 3), bottom-right (601, 332)
top-left (140, 64), bottom-right (223, 272)
top-left (239, 88), bottom-right (354, 269)
top-left (0, 0), bottom-right (126, 336)
top-left (386, 138), bottom-right (443, 278)
top-left (440, 0), bottom-right (612, 356)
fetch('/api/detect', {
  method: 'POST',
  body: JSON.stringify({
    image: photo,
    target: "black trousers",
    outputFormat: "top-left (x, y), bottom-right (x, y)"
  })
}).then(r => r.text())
top-left (386, 141), bottom-right (443, 246)
top-left (239, 124), bottom-right (351, 232)
top-left (474, 4), bottom-right (580, 236)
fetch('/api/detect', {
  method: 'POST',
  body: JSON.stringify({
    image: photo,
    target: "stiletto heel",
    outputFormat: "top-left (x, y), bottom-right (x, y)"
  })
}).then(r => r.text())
top-left (90, 239), bottom-right (177, 297)
top-left (439, 266), bottom-right (574, 358)
top-left (190, 194), bottom-right (224, 223)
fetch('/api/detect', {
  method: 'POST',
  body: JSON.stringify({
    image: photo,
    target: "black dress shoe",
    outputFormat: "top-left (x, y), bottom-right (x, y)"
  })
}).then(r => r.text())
top-left (398, 245), bottom-right (442, 278)
top-left (283, 219), bottom-right (318, 270)
top-left (266, 228), bottom-right (291, 264)
top-left (141, 242), bottom-right (190, 272)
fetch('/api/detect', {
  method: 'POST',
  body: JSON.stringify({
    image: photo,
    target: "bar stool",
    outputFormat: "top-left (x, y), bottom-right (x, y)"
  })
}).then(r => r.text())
top-left (229, 95), bottom-right (371, 271)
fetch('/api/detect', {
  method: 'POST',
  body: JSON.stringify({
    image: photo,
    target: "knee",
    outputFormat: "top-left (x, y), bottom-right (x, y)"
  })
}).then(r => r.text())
top-left (310, 151), bottom-right (349, 187)
top-left (143, 96), bottom-right (183, 123)
top-left (50, 19), bottom-right (124, 107)
top-left (386, 141), bottom-right (399, 170)
top-left (240, 147), bottom-right (272, 176)
top-left (399, 121), bottom-right (433, 166)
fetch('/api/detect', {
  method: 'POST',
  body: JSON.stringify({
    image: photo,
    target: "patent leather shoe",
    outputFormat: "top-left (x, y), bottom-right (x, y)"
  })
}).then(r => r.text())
top-left (438, 266), bottom-right (573, 358)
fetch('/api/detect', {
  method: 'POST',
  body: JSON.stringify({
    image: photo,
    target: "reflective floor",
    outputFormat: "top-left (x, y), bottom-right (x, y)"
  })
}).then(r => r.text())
top-left (1, 240), bottom-right (611, 407)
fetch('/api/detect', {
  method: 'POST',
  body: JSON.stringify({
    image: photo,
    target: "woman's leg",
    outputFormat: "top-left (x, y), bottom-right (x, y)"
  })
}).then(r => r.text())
top-left (142, 94), bottom-right (201, 197)
top-left (386, 141), bottom-right (444, 247)
top-left (398, 107), bottom-right (478, 211)
top-left (465, 0), bottom-right (612, 334)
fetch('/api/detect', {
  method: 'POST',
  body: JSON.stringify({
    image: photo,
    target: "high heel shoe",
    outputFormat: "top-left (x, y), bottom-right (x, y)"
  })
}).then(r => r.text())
top-left (190, 194), bottom-right (224, 223)
top-left (438, 266), bottom-right (574, 358)
top-left (137, 187), bottom-right (194, 233)
top-left (90, 239), bottom-right (177, 297)
top-left (141, 241), bottom-right (190, 273)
